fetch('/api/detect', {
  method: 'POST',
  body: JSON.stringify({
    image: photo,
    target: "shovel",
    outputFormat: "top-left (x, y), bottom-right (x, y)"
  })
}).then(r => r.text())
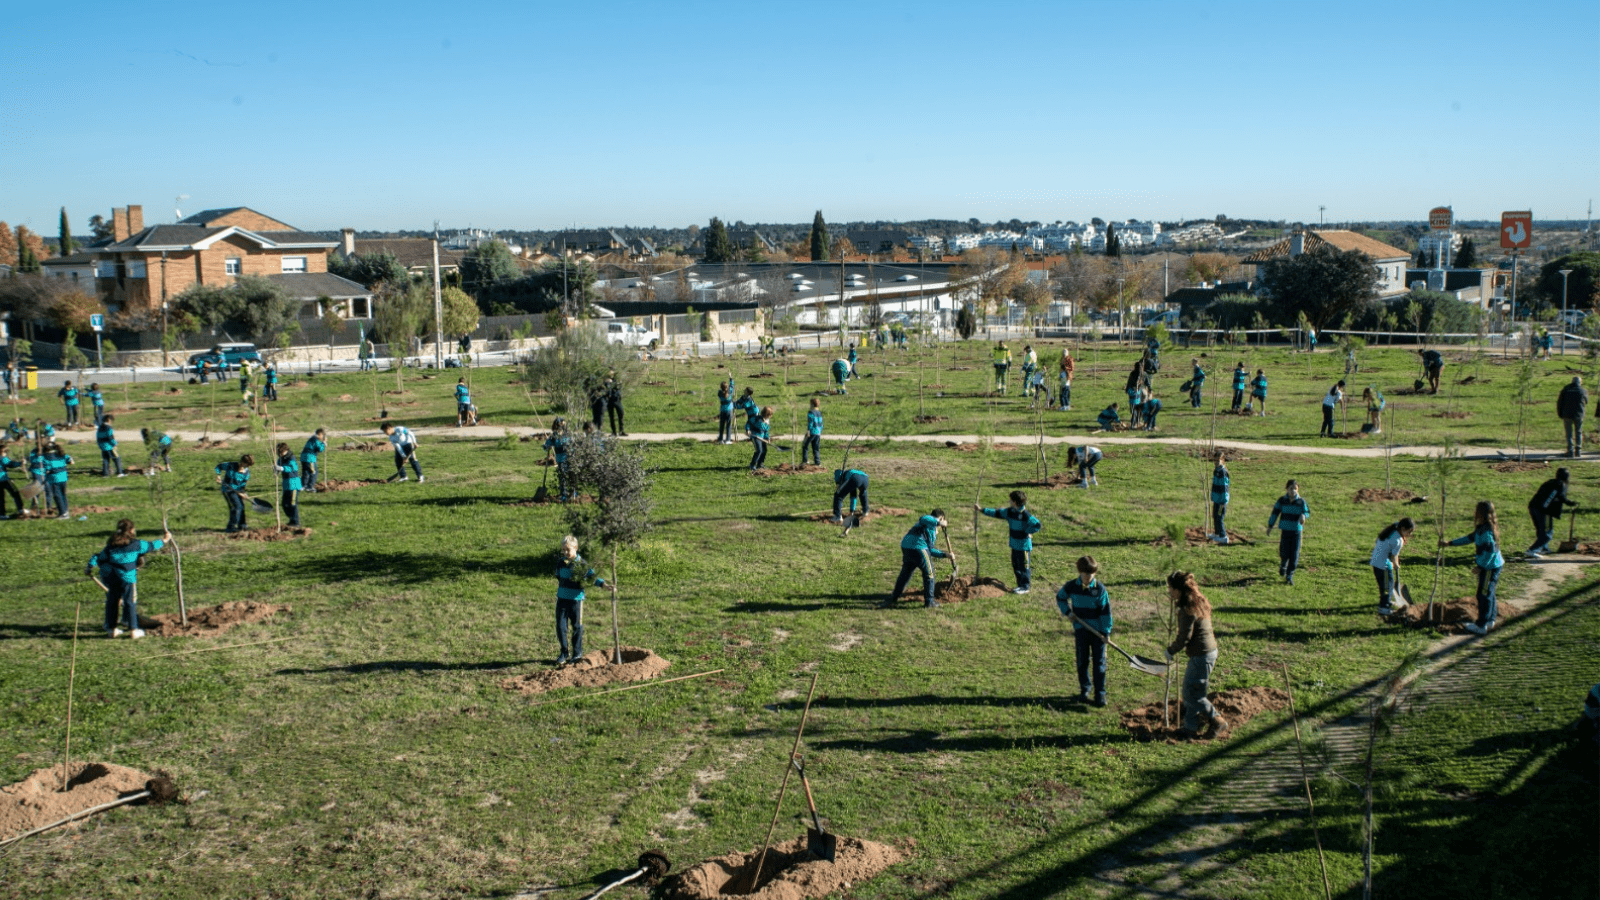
top-left (533, 459), bottom-right (552, 503)
top-left (1067, 610), bottom-right (1167, 676)
top-left (577, 850), bottom-right (671, 900)
top-left (1559, 510), bottom-right (1579, 553)
top-left (790, 755), bottom-right (837, 862)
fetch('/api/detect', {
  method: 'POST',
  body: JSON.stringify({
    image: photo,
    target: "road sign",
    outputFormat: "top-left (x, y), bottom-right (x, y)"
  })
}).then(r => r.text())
top-left (89, 314), bottom-right (104, 332)
top-left (1428, 207), bottom-right (1453, 231)
top-left (1501, 211), bottom-right (1533, 249)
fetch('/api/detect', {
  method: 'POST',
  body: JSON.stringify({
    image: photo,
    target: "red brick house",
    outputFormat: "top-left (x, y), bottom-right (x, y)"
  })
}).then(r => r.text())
top-left (93, 205), bottom-right (344, 313)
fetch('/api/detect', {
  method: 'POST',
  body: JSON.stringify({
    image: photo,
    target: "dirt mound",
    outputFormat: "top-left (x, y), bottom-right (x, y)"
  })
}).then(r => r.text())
top-left (1398, 596), bottom-right (1522, 634)
top-left (336, 394), bottom-right (355, 402)
top-left (664, 834), bottom-right (904, 900)
top-left (1567, 542), bottom-right (1600, 556)
top-left (0, 762), bottom-right (157, 842)
top-left (934, 575), bottom-right (1010, 602)
top-left (805, 506), bottom-right (911, 524)
top-left (339, 441), bottom-right (386, 452)
top-left (316, 479), bottom-right (384, 492)
top-left (1120, 687), bottom-right (1291, 742)
top-left (912, 415), bottom-right (948, 424)
top-left (641, 380), bottom-right (667, 386)
top-left (500, 647), bottom-right (669, 695)
top-left (1354, 487), bottom-right (1420, 503)
top-left (1490, 460), bottom-right (1548, 473)
top-left (67, 505), bottom-right (120, 515)
top-left (141, 601), bottom-right (290, 637)
top-left (226, 526), bottom-right (312, 542)
top-left (1430, 411), bottom-right (1471, 419)
top-left (945, 441), bottom-right (1021, 452)
top-left (163, 387), bottom-right (182, 395)
top-left (289, 380), bottom-right (309, 388)
top-left (754, 463), bottom-right (827, 477)
top-left (194, 439), bottom-right (230, 450)
top-left (1033, 472), bottom-right (1083, 489)
top-left (1152, 527), bottom-right (1252, 547)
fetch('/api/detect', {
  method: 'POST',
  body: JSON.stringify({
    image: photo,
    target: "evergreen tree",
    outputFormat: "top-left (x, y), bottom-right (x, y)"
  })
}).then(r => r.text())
top-left (58, 207), bottom-right (75, 257)
top-left (1105, 224), bottom-right (1121, 257)
top-left (1456, 237), bottom-right (1477, 268)
top-left (809, 210), bottom-right (829, 262)
top-left (704, 217), bottom-right (734, 263)
top-left (16, 242), bottom-right (40, 274)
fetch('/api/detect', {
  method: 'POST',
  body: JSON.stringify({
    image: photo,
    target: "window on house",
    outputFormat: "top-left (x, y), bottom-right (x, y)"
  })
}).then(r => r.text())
top-left (96, 261), bottom-right (116, 278)
top-left (225, 258), bottom-right (241, 276)
top-left (281, 256), bottom-right (307, 274)
top-left (127, 260), bottom-right (147, 278)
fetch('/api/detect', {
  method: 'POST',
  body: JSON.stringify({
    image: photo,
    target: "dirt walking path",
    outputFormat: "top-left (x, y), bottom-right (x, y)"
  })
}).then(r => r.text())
top-left (136, 428), bottom-right (1578, 462)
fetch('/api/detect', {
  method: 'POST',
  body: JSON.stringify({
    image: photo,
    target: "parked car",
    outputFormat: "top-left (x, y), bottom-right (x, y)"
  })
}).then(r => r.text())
top-left (186, 342), bottom-right (262, 372)
top-left (602, 321), bottom-right (660, 349)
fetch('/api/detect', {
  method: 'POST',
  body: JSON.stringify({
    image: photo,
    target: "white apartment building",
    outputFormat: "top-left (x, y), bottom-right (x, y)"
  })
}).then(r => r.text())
top-left (1416, 231), bottom-right (1463, 265)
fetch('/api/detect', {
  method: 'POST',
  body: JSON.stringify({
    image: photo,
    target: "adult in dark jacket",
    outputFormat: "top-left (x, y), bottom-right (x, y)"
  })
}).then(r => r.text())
top-left (1527, 467), bottom-right (1578, 557)
top-left (1557, 376), bottom-right (1587, 458)
top-left (1165, 571), bottom-right (1227, 736)
top-left (587, 378), bottom-right (607, 430)
top-left (604, 370), bottom-right (626, 436)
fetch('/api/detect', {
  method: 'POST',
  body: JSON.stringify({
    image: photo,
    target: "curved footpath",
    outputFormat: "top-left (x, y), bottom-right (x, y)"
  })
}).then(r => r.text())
top-left (94, 426), bottom-right (1580, 462)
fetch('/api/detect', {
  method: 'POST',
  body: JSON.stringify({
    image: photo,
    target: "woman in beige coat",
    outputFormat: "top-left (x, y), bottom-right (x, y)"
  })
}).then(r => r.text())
top-left (1166, 571), bottom-right (1228, 737)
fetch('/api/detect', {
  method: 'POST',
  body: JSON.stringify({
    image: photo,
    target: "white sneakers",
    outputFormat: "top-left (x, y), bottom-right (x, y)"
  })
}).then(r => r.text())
top-left (110, 627), bottom-right (146, 638)
top-left (130, 629), bottom-right (145, 639)
top-left (417, 476), bottom-right (426, 484)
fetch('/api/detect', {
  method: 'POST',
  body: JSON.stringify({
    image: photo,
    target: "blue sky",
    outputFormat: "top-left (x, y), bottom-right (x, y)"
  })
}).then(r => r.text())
top-left (2, 0), bottom-right (1596, 234)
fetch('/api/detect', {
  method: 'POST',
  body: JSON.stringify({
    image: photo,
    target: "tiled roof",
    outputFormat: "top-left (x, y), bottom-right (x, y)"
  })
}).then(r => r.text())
top-left (102, 225), bottom-right (335, 252)
top-left (178, 207), bottom-right (248, 225)
top-left (264, 272), bottom-right (374, 299)
top-left (350, 238), bottom-right (465, 270)
top-left (1244, 230), bottom-right (1409, 263)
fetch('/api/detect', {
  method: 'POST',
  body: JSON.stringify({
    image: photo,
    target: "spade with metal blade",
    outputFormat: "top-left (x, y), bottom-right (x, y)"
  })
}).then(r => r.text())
top-left (790, 755), bottom-right (836, 862)
top-left (533, 458), bottom-right (552, 503)
top-left (577, 850), bottom-right (671, 900)
top-left (1067, 610), bottom-right (1168, 676)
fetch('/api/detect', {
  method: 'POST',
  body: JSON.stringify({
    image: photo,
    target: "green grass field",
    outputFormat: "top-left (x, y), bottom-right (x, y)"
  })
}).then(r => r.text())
top-left (1, 344), bottom-right (1596, 899)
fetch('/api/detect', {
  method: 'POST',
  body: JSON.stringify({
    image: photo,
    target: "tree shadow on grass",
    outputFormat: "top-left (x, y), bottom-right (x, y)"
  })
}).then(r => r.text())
top-left (286, 549), bottom-right (492, 586)
top-left (813, 726), bottom-right (1131, 754)
top-left (774, 692), bottom-right (1086, 714)
top-left (0, 621), bottom-right (80, 640)
top-left (276, 657), bottom-right (542, 677)
top-left (725, 599), bottom-right (835, 613)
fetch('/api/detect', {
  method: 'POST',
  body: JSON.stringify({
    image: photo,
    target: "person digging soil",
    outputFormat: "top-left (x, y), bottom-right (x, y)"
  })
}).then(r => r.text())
top-left (1164, 571), bottom-right (1228, 738)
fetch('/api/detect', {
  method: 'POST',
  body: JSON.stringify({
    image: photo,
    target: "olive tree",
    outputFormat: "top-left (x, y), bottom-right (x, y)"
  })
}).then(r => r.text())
top-left (563, 433), bottom-right (653, 664)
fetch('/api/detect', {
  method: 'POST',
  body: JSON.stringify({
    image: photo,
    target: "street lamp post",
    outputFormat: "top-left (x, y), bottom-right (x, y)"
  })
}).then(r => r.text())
top-left (1559, 268), bottom-right (1574, 356)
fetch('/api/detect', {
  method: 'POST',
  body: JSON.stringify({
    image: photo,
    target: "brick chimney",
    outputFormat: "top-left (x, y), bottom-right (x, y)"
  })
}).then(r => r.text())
top-left (341, 228), bottom-right (356, 256)
top-left (127, 205), bottom-right (144, 234)
top-left (112, 207), bottom-right (129, 242)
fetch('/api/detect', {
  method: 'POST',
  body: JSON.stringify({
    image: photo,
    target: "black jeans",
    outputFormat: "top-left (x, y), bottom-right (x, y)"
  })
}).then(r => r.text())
top-left (890, 547), bottom-right (935, 603)
top-left (223, 489), bottom-right (246, 531)
top-left (0, 480), bottom-right (21, 516)
top-left (1321, 405), bottom-right (1335, 436)
top-left (1074, 628), bottom-right (1107, 696)
top-left (1010, 548), bottom-right (1031, 590)
top-left (100, 450), bottom-right (123, 476)
top-left (1232, 389), bottom-right (1244, 410)
top-left (1528, 511), bottom-right (1554, 552)
top-left (1212, 502), bottom-right (1227, 537)
top-left (749, 439), bottom-right (768, 470)
top-left (394, 445), bottom-right (422, 478)
top-left (556, 597), bottom-right (583, 658)
top-left (1279, 530), bottom-right (1302, 577)
top-left (801, 433), bottom-right (821, 466)
top-left (281, 489), bottom-right (299, 527)
top-left (717, 411), bottom-right (733, 442)
top-left (301, 460), bottom-right (317, 492)
top-left (1373, 566), bottom-right (1393, 607)
top-left (103, 578), bottom-right (137, 632)
top-left (590, 399), bottom-right (606, 429)
top-left (833, 484), bottom-right (869, 519)
top-left (608, 401), bottom-right (624, 435)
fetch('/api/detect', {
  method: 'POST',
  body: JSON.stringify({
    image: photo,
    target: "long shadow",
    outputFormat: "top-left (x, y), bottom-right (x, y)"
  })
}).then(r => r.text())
top-left (0, 622), bottom-right (81, 640)
top-left (285, 549), bottom-right (495, 585)
top-left (772, 692), bottom-right (1084, 713)
top-left (276, 657), bottom-right (543, 676)
top-left (814, 727), bottom-right (1132, 754)
top-left (725, 599), bottom-right (835, 613)
top-left (933, 569), bottom-right (1600, 898)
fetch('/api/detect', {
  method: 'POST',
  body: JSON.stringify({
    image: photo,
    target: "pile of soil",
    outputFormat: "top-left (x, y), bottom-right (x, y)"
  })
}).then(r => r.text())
top-left (912, 415), bottom-right (948, 424)
top-left (163, 387), bottom-right (183, 395)
top-left (934, 575), bottom-right (1010, 602)
top-left (290, 380), bottom-right (310, 388)
top-left (805, 506), bottom-right (910, 525)
top-left (316, 479), bottom-right (384, 492)
top-left (944, 441), bottom-right (1021, 452)
top-left (1490, 460), bottom-right (1548, 473)
top-left (500, 647), bottom-right (670, 695)
top-left (67, 505), bottom-right (120, 515)
top-left (1033, 472), bottom-right (1083, 489)
top-left (1430, 411), bottom-right (1471, 419)
top-left (754, 463), bottom-right (827, 477)
top-left (1152, 527), bottom-right (1251, 547)
top-left (1567, 542), bottom-right (1600, 556)
top-left (336, 394), bottom-right (355, 402)
top-left (1120, 687), bottom-right (1291, 742)
top-left (339, 441), bottom-right (386, 452)
top-left (1398, 596), bottom-right (1522, 634)
top-left (641, 380), bottom-right (667, 386)
top-left (194, 439), bottom-right (230, 450)
top-left (226, 526), bottom-right (312, 542)
top-left (0, 762), bottom-right (158, 842)
top-left (664, 834), bottom-right (904, 900)
top-left (141, 601), bottom-right (290, 637)
top-left (1354, 487), bottom-right (1420, 503)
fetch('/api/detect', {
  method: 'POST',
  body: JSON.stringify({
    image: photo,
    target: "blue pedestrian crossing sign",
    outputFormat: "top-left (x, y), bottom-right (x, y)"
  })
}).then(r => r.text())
top-left (89, 314), bottom-right (105, 332)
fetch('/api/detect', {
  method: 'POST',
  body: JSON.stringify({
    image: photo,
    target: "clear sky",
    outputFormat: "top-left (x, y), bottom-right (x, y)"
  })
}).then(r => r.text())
top-left (3, 0), bottom-right (1596, 235)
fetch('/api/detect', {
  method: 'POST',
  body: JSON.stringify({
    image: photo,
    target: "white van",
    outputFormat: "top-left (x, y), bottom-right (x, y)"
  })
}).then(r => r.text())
top-left (604, 320), bottom-right (660, 349)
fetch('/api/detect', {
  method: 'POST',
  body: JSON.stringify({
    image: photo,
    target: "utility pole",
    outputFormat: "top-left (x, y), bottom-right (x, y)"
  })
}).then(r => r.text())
top-left (160, 251), bottom-right (169, 368)
top-left (838, 245), bottom-right (846, 347)
top-left (1319, 206), bottom-right (1325, 227)
top-left (432, 238), bottom-right (443, 370)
